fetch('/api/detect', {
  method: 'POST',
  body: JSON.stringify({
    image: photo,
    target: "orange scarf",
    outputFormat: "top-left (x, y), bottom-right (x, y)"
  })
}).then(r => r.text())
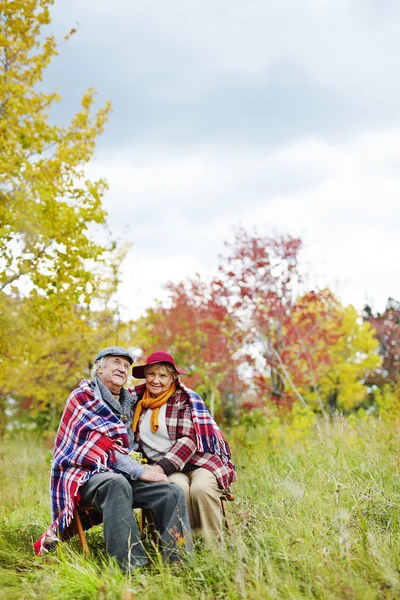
top-left (132, 382), bottom-right (177, 433)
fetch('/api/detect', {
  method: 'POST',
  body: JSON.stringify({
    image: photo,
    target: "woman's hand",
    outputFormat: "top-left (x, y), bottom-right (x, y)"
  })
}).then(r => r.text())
top-left (138, 464), bottom-right (168, 483)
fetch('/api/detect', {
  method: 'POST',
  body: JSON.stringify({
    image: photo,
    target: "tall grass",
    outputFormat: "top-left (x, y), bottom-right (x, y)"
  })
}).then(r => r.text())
top-left (1, 416), bottom-right (400, 599)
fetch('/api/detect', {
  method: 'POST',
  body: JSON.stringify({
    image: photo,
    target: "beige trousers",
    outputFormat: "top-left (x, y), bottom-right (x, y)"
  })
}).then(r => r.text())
top-left (168, 468), bottom-right (222, 543)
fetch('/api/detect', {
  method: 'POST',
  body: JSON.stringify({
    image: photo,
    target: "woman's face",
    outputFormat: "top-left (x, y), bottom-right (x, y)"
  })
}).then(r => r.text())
top-left (145, 365), bottom-right (174, 397)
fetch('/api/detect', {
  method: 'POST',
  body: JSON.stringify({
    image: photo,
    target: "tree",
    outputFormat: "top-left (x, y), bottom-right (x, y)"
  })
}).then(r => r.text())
top-left (135, 227), bottom-right (380, 418)
top-left (0, 0), bottom-right (111, 320)
top-left (0, 0), bottom-right (116, 434)
top-left (214, 227), bottom-right (307, 406)
top-left (275, 288), bottom-right (343, 411)
top-left (365, 298), bottom-right (400, 384)
top-left (296, 303), bottom-right (380, 412)
top-left (133, 277), bottom-right (245, 418)
top-left (3, 302), bottom-right (137, 434)
top-left (214, 228), bottom-right (379, 413)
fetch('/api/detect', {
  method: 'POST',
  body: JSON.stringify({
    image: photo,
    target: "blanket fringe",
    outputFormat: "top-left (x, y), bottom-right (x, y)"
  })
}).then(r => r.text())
top-left (198, 434), bottom-right (231, 463)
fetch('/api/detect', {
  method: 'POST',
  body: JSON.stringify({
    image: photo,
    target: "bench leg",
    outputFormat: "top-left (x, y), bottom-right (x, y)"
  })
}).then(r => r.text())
top-left (74, 511), bottom-right (90, 558)
top-left (221, 499), bottom-right (233, 536)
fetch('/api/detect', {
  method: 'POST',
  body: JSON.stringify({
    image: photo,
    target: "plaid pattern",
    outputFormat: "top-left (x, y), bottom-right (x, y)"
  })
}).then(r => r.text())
top-left (34, 379), bottom-right (130, 555)
top-left (129, 381), bottom-right (237, 491)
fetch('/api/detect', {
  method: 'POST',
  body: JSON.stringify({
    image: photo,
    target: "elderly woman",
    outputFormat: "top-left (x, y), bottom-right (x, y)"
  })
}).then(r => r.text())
top-left (129, 351), bottom-right (237, 543)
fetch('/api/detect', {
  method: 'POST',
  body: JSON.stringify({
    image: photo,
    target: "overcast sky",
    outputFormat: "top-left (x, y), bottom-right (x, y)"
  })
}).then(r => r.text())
top-left (47, 0), bottom-right (400, 318)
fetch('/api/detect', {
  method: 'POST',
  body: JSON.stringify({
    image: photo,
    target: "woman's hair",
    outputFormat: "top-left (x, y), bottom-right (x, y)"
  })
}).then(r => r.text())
top-left (144, 362), bottom-right (178, 380)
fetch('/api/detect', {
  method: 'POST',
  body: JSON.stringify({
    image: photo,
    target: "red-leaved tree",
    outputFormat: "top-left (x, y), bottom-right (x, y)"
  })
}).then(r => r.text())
top-left (133, 275), bottom-right (245, 418)
top-left (214, 227), bottom-right (343, 409)
top-left (365, 298), bottom-right (400, 384)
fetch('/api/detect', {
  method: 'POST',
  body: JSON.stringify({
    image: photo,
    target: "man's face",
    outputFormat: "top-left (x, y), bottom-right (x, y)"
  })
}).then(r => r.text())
top-left (97, 355), bottom-right (130, 393)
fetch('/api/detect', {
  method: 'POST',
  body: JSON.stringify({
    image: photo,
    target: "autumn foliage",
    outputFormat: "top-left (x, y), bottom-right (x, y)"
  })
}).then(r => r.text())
top-left (134, 277), bottom-right (246, 418)
top-left (0, 2), bottom-right (387, 433)
top-left (365, 298), bottom-right (400, 384)
top-left (0, 0), bottom-right (119, 433)
top-left (132, 228), bottom-right (381, 417)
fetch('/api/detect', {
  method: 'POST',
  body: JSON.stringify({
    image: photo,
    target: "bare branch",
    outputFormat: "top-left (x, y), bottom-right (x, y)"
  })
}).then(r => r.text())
top-left (264, 346), bottom-right (308, 407)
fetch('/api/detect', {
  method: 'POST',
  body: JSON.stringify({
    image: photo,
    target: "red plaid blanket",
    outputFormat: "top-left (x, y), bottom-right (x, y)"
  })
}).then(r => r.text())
top-left (130, 380), bottom-right (237, 490)
top-left (34, 379), bottom-right (130, 555)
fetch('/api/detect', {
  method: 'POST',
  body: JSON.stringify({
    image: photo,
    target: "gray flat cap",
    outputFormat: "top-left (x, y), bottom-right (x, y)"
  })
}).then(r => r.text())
top-left (94, 346), bottom-right (135, 365)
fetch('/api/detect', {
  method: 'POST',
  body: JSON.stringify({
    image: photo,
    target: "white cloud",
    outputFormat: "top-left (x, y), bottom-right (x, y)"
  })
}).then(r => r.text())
top-left (86, 126), bottom-right (400, 319)
top-left (45, 1), bottom-right (400, 319)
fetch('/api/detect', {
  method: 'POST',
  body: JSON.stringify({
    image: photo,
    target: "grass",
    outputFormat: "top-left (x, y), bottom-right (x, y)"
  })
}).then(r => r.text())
top-left (1, 415), bottom-right (400, 599)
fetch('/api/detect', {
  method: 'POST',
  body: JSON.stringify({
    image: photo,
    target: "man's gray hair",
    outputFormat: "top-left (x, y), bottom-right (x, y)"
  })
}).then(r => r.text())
top-left (91, 356), bottom-right (108, 379)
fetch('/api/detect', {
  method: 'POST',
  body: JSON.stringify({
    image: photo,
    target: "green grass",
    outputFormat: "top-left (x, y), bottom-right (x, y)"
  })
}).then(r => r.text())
top-left (1, 416), bottom-right (400, 599)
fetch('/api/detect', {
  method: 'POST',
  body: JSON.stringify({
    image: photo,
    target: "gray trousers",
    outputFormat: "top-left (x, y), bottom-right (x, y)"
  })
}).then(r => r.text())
top-left (79, 472), bottom-right (192, 570)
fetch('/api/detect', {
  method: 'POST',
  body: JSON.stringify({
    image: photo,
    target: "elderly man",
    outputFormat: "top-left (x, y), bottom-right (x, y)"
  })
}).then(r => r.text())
top-left (34, 346), bottom-right (192, 571)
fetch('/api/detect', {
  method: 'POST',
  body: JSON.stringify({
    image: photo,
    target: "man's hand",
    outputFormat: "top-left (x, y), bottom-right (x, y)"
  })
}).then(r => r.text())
top-left (153, 464), bottom-right (166, 475)
top-left (138, 465), bottom-right (168, 483)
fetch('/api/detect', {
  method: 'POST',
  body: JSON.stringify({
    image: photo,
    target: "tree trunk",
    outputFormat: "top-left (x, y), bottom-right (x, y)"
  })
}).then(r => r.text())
top-left (210, 389), bottom-right (215, 418)
top-left (328, 388), bottom-right (338, 416)
top-left (0, 396), bottom-right (7, 438)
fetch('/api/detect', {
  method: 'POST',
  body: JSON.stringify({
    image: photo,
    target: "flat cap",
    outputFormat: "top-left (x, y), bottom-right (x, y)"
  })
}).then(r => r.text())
top-left (94, 346), bottom-right (135, 365)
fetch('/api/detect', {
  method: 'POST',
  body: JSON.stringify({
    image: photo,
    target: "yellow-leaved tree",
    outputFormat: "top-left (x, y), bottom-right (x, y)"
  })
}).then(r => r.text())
top-left (299, 304), bottom-right (381, 413)
top-left (2, 244), bottom-right (136, 435)
top-left (0, 0), bottom-right (115, 434)
top-left (0, 0), bottom-right (111, 308)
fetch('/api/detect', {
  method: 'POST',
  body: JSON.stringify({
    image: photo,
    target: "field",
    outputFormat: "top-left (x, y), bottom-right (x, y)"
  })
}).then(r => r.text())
top-left (1, 414), bottom-right (400, 600)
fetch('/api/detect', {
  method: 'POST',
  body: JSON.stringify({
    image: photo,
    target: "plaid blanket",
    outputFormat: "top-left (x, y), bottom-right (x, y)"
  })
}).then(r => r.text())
top-left (179, 381), bottom-right (232, 461)
top-left (130, 380), bottom-right (237, 490)
top-left (34, 379), bottom-right (130, 555)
